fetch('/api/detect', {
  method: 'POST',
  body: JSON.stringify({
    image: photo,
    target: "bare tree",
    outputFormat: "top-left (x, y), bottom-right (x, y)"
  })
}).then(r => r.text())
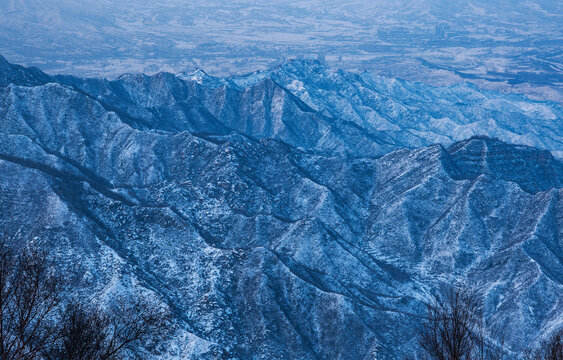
top-left (0, 235), bottom-right (168, 360)
top-left (0, 237), bottom-right (61, 360)
top-left (49, 297), bottom-right (167, 360)
top-left (48, 303), bottom-right (108, 360)
top-left (524, 330), bottom-right (562, 360)
top-left (418, 286), bottom-right (504, 360)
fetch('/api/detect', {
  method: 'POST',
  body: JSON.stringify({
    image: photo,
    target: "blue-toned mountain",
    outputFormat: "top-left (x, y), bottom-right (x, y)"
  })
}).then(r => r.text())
top-left (2, 56), bottom-right (561, 159)
top-left (0, 58), bottom-right (561, 359)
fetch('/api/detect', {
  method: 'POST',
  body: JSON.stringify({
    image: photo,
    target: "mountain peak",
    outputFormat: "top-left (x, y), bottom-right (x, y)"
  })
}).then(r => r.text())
top-left (448, 135), bottom-right (554, 157)
top-left (0, 55), bottom-right (51, 86)
top-left (446, 136), bottom-right (562, 193)
top-left (177, 68), bottom-right (227, 88)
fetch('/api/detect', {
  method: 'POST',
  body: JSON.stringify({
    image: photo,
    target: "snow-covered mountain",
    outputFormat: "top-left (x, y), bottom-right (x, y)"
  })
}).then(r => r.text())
top-left (0, 56), bottom-right (561, 359)
top-left (2, 55), bottom-right (560, 158)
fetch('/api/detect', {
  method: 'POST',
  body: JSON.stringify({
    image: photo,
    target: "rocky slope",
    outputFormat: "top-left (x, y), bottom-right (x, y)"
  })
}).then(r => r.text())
top-left (1, 55), bottom-right (562, 158)
top-left (0, 57), bottom-right (561, 359)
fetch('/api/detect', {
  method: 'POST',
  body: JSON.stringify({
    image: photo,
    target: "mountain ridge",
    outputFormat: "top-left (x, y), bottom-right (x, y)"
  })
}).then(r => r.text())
top-left (1, 56), bottom-right (561, 158)
top-left (0, 58), bottom-right (561, 359)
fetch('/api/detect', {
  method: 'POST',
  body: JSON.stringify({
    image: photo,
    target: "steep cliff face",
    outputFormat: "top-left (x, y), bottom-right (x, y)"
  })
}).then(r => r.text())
top-left (0, 59), bottom-right (561, 359)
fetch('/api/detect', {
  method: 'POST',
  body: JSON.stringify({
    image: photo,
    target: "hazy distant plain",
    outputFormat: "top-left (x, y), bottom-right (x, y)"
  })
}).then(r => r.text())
top-left (1, 0), bottom-right (561, 102)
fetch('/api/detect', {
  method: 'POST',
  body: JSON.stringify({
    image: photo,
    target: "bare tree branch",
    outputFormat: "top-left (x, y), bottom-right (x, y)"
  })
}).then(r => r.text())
top-left (0, 236), bottom-right (61, 360)
top-left (418, 285), bottom-right (505, 360)
top-left (50, 297), bottom-right (168, 360)
top-left (524, 330), bottom-right (563, 360)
